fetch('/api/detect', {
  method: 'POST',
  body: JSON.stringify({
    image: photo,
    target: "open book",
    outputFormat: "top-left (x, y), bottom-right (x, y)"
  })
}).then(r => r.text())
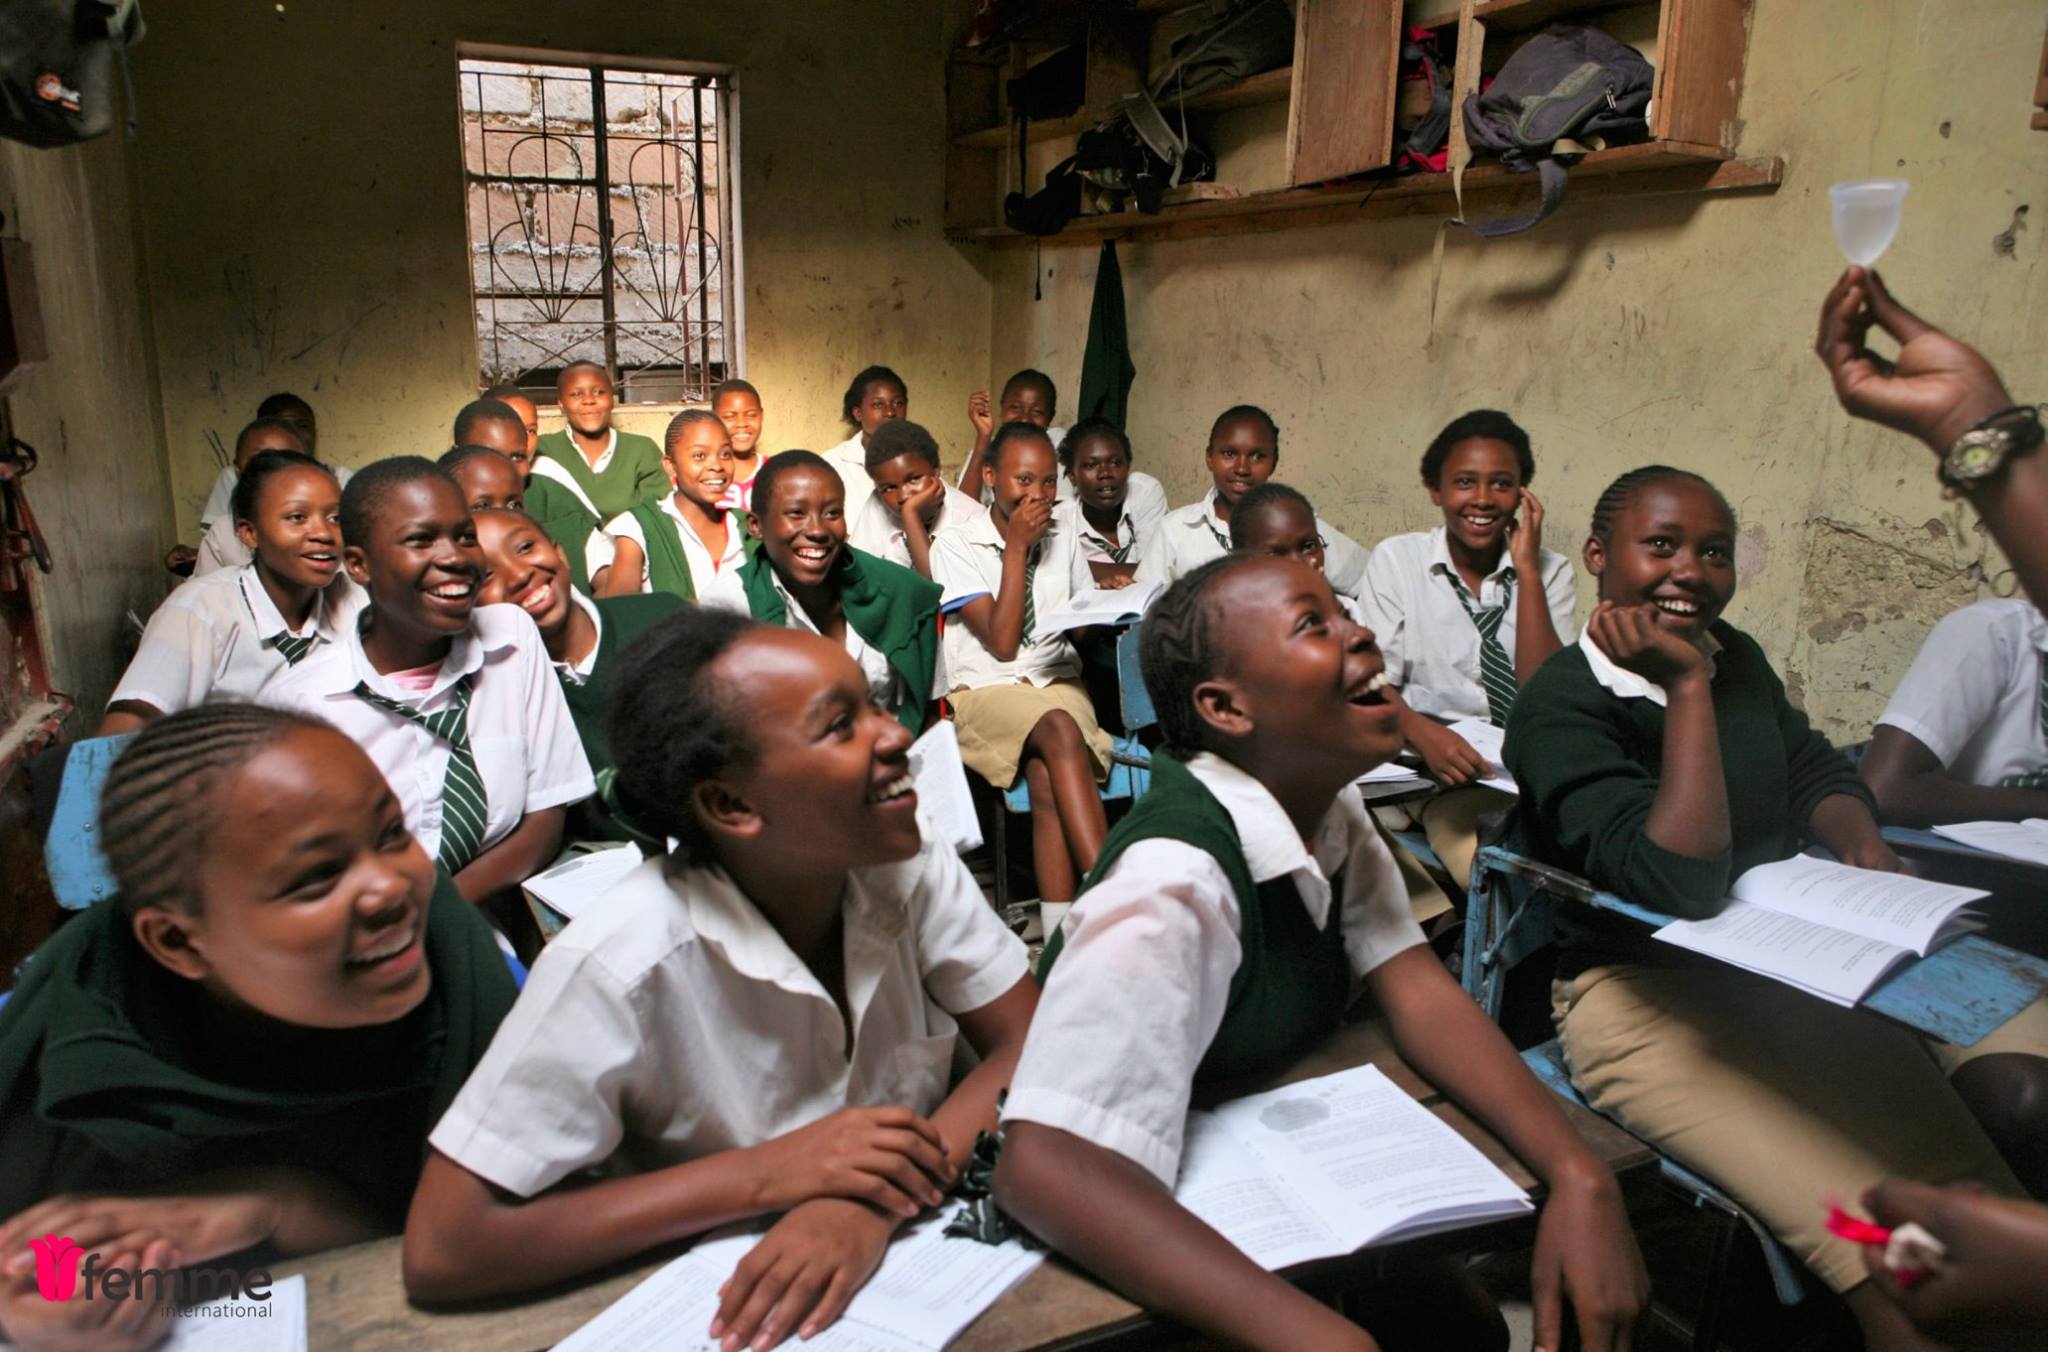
top-left (1654, 855), bottom-right (1988, 1007)
top-left (1932, 819), bottom-right (2048, 868)
top-left (1174, 1065), bottom-right (1532, 1270)
top-left (1032, 581), bottom-right (1163, 636)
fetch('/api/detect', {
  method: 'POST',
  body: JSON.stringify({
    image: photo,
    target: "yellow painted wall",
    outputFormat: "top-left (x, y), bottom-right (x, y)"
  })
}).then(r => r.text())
top-left (0, 132), bottom-right (173, 715)
top-left (987, 0), bottom-right (2048, 741)
top-left (129, 1), bottom-right (992, 539)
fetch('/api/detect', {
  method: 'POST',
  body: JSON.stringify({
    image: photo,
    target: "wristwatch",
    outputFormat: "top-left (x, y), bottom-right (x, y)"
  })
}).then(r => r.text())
top-left (1940, 405), bottom-right (2045, 491)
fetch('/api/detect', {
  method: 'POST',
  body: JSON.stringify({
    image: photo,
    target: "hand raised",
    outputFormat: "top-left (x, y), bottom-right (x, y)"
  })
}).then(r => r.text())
top-left (1816, 267), bottom-right (2014, 453)
top-left (1586, 602), bottom-right (1707, 688)
top-left (967, 391), bottom-right (994, 439)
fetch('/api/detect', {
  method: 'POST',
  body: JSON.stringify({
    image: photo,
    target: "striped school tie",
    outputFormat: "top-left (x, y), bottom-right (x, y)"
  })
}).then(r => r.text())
top-left (982, 540), bottom-right (1044, 647)
top-left (1083, 523), bottom-right (1133, 564)
top-left (353, 676), bottom-right (489, 872)
top-left (2000, 654), bottom-right (2048, 789)
top-left (1448, 572), bottom-right (1518, 728)
top-left (271, 631), bottom-right (315, 665)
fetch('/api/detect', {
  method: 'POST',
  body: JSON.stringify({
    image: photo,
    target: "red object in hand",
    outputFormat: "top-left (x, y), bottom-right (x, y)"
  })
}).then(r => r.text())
top-left (1825, 1204), bottom-right (1937, 1288)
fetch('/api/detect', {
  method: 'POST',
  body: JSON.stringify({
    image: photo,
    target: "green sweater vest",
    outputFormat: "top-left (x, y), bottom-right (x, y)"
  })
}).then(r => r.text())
top-left (561, 592), bottom-right (686, 773)
top-left (736, 548), bottom-right (942, 734)
top-left (534, 428), bottom-right (668, 521)
top-left (1037, 753), bottom-right (1351, 1085)
top-left (1504, 622), bottom-right (1873, 972)
top-left (523, 475), bottom-right (598, 592)
top-left (627, 501), bottom-right (756, 603)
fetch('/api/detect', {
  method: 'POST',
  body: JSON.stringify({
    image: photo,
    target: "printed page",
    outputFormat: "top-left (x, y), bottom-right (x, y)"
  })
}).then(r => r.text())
top-left (553, 1252), bottom-right (921, 1352)
top-left (1033, 582), bottom-right (1162, 635)
top-left (668, 1201), bottom-right (1040, 1351)
top-left (1931, 819), bottom-right (2048, 868)
top-left (521, 843), bottom-right (644, 922)
top-left (1358, 759), bottom-right (1424, 784)
top-left (909, 721), bottom-right (982, 853)
top-left (158, 1274), bottom-right (307, 1352)
top-left (1172, 1110), bottom-right (1350, 1269)
top-left (1443, 719), bottom-right (1519, 795)
top-left (1211, 1066), bottom-right (1531, 1252)
top-left (1655, 902), bottom-right (1913, 1005)
top-left (1730, 855), bottom-right (1986, 954)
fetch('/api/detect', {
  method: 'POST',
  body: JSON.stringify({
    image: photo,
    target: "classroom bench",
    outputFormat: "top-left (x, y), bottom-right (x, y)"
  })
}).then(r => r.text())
top-left (277, 1018), bottom-right (1655, 1351)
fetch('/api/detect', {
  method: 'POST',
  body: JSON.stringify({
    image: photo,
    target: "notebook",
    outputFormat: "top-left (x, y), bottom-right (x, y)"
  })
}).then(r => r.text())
top-left (1032, 581), bottom-right (1164, 635)
top-left (1653, 854), bottom-right (1988, 1006)
top-left (1931, 818), bottom-right (2048, 868)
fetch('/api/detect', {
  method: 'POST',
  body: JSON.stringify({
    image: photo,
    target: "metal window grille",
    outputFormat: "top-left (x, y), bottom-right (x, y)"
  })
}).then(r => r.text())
top-left (457, 57), bottom-right (738, 404)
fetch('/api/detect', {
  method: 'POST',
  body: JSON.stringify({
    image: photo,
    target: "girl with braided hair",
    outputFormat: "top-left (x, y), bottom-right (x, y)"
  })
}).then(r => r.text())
top-left (1505, 465), bottom-right (2048, 1350)
top-left (995, 553), bottom-right (1645, 1352)
top-left (0, 705), bottom-right (517, 1352)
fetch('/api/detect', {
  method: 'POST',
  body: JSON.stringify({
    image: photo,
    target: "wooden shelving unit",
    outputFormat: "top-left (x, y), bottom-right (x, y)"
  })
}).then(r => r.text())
top-left (944, 0), bottom-right (1777, 247)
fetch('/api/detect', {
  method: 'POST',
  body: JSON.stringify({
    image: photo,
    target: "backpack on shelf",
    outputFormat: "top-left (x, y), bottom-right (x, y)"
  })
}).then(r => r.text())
top-left (1460, 24), bottom-right (1653, 237)
top-left (1392, 25), bottom-right (1453, 175)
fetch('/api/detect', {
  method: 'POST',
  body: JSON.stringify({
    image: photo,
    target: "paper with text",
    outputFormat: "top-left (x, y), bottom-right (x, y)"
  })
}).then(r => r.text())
top-left (1443, 719), bottom-right (1519, 795)
top-left (158, 1274), bottom-right (307, 1352)
top-left (1655, 904), bottom-right (1914, 1006)
top-left (1729, 855), bottom-right (1984, 956)
top-left (1932, 819), bottom-right (2048, 868)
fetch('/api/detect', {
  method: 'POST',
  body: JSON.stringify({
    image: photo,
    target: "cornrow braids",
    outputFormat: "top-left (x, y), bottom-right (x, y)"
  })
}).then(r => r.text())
top-left (987, 420), bottom-right (1053, 473)
top-left (1140, 553), bottom-right (1263, 759)
top-left (1228, 482), bottom-right (1315, 550)
top-left (1058, 418), bottom-right (1131, 475)
top-left (663, 407), bottom-right (726, 456)
top-left (607, 607), bottom-right (761, 863)
top-left (100, 704), bottom-right (327, 919)
top-left (1210, 404), bottom-right (1280, 455)
top-left (1587, 465), bottom-right (1734, 543)
top-left (231, 450), bottom-right (332, 524)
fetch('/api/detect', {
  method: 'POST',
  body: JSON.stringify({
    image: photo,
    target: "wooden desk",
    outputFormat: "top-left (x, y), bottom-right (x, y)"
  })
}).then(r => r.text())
top-left (281, 1019), bottom-right (1655, 1352)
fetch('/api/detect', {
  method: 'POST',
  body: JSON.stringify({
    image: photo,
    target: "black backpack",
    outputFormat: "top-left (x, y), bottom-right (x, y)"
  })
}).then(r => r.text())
top-left (1460, 25), bottom-right (1652, 237)
top-left (0, 0), bottom-right (145, 148)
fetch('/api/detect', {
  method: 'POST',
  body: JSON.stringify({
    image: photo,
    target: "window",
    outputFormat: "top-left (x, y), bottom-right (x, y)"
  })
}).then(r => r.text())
top-left (457, 54), bottom-right (739, 404)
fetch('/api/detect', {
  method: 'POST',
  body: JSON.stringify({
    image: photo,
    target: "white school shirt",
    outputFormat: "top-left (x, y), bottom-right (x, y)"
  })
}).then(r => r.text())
top-left (1131, 489), bottom-right (1370, 598)
top-left (929, 507), bottom-right (1093, 691)
top-left (110, 566), bottom-right (362, 714)
top-left (586, 495), bottom-right (748, 596)
top-left (1358, 527), bottom-right (1577, 723)
top-left (1002, 752), bottom-right (1426, 1184)
top-left (1878, 598), bottom-right (2048, 786)
top-left (1055, 498), bottom-right (1149, 567)
top-left (429, 842), bottom-right (1029, 1197)
top-left (556, 589), bottom-right (604, 684)
top-left (263, 603), bottom-right (595, 861)
top-left (821, 433), bottom-right (878, 526)
top-left (699, 563), bottom-right (917, 711)
top-left (197, 463), bottom-right (238, 530)
top-left (530, 429), bottom-right (616, 517)
top-left (1577, 626), bottom-right (1722, 708)
top-left (848, 486), bottom-right (987, 570)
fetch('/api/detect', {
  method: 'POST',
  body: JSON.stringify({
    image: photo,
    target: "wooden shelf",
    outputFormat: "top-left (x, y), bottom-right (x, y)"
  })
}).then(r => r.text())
top-left (949, 142), bottom-right (1781, 246)
top-left (953, 66), bottom-right (1292, 149)
top-left (1472, 0), bottom-right (1650, 33)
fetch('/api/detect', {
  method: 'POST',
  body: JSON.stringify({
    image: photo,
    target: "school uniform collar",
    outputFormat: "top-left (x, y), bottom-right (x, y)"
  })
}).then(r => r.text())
top-left (674, 858), bottom-right (911, 1037)
top-left (235, 564), bottom-right (336, 641)
top-left (961, 503), bottom-right (1060, 552)
top-left (1072, 501), bottom-right (1134, 550)
top-left (659, 493), bottom-right (749, 562)
top-left (768, 565), bottom-right (829, 636)
top-left (340, 602), bottom-right (520, 703)
top-left (558, 590), bottom-right (604, 684)
top-left (587, 428), bottom-right (618, 471)
top-left (1425, 525), bottom-right (1515, 591)
top-left (1182, 751), bottom-right (1347, 930)
top-left (1578, 626), bottom-right (1722, 708)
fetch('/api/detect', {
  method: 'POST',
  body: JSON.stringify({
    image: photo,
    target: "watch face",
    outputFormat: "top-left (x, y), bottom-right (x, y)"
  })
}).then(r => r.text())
top-left (1960, 442), bottom-right (1998, 474)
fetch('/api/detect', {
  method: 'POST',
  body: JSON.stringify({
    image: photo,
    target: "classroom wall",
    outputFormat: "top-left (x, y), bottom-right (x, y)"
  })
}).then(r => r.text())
top-left (0, 133), bottom-right (173, 716)
top-left (128, 0), bottom-right (991, 539)
top-left (987, 0), bottom-right (2048, 742)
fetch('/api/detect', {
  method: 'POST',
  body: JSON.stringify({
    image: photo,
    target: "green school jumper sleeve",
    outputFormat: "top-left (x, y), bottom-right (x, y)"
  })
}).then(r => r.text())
top-left (522, 476), bottom-right (600, 592)
top-left (563, 593), bottom-right (685, 772)
top-left (0, 872), bottom-right (516, 1228)
top-left (1503, 621), bottom-right (1873, 976)
top-left (630, 502), bottom-right (756, 603)
top-left (1036, 753), bottom-right (1353, 1085)
top-left (736, 547), bottom-right (943, 734)
top-left (534, 428), bottom-right (670, 521)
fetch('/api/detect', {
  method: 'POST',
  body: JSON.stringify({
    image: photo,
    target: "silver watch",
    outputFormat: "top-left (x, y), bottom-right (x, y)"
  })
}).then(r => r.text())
top-left (1941, 406), bottom-right (2044, 489)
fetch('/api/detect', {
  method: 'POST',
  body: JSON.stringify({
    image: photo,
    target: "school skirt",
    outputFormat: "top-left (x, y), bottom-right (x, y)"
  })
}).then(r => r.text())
top-left (948, 679), bottom-right (1113, 791)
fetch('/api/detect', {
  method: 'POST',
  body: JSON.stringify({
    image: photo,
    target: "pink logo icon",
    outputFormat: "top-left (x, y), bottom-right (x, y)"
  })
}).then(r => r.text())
top-left (30, 1235), bottom-right (83, 1301)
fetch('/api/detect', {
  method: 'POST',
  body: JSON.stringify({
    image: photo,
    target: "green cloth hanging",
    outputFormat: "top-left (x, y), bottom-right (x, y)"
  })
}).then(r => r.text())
top-left (737, 546), bottom-right (942, 734)
top-left (628, 501), bottom-right (755, 603)
top-left (1075, 239), bottom-right (1137, 431)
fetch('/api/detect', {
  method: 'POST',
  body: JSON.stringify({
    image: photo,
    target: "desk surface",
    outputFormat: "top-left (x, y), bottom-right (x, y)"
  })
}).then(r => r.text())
top-left (281, 1019), bottom-right (1654, 1352)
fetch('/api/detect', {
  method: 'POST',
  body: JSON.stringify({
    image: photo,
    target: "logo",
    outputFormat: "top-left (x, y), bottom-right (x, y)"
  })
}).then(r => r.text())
top-left (25, 1235), bottom-right (271, 1313)
top-left (30, 1235), bottom-right (82, 1302)
top-left (33, 73), bottom-right (82, 112)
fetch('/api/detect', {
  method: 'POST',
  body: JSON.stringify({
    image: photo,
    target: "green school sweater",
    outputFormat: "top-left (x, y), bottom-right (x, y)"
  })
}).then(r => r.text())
top-left (534, 428), bottom-right (668, 521)
top-left (0, 874), bottom-right (516, 1228)
top-left (562, 592), bottom-right (684, 773)
top-left (628, 501), bottom-right (757, 603)
top-left (1037, 753), bottom-right (1352, 1085)
top-left (1503, 622), bottom-right (1872, 974)
top-left (735, 548), bottom-right (942, 734)
top-left (523, 475), bottom-right (599, 592)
